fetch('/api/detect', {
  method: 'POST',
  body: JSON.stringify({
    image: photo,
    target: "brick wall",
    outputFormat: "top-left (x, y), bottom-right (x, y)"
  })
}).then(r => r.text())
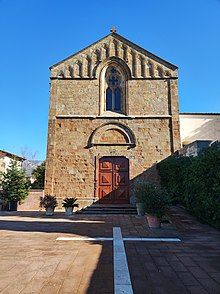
top-left (18, 189), bottom-right (44, 211)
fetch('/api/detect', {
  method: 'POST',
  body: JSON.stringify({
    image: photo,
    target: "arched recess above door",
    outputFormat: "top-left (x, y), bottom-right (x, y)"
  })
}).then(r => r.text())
top-left (87, 122), bottom-right (136, 148)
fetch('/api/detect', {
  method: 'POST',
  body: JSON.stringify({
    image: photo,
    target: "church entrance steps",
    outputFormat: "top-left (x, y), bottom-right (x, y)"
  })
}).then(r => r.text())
top-left (76, 204), bottom-right (137, 215)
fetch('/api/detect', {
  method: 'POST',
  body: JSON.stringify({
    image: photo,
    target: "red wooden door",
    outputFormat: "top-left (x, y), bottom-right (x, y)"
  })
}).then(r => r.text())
top-left (98, 157), bottom-right (129, 204)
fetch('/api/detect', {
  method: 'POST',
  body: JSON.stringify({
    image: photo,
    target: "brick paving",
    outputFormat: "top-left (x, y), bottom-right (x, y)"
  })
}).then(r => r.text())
top-left (0, 207), bottom-right (219, 293)
top-left (126, 207), bottom-right (220, 293)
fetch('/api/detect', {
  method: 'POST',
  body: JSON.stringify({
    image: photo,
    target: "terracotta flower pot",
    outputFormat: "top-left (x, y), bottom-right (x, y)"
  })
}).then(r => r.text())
top-left (146, 214), bottom-right (161, 229)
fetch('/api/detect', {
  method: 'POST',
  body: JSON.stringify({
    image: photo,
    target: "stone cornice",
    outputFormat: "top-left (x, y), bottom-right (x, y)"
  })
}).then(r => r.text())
top-left (50, 77), bottom-right (178, 81)
top-left (56, 115), bottom-right (171, 119)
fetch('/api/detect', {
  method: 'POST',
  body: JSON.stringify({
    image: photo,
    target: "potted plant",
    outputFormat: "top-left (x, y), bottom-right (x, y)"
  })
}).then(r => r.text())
top-left (40, 194), bottom-right (57, 216)
top-left (136, 182), bottom-right (170, 228)
top-left (62, 197), bottom-right (79, 215)
top-left (133, 181), bottom-right (146, 216)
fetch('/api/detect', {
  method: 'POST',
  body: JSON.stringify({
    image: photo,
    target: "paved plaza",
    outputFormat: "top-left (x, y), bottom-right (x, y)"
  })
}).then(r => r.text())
top-left (0, 207), bottom-right (220, 293)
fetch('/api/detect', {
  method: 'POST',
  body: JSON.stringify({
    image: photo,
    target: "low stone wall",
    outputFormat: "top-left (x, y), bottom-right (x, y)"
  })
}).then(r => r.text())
top-left (18, 190), bottom-right (90, 211)
top-left (18, 189), bottom-right (44, 211)
top-left (178, 140), bottom-right (213, 157)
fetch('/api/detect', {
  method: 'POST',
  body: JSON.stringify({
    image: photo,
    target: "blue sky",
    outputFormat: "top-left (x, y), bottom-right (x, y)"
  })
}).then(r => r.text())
top-left (0, 0), bottom-right (220, 160)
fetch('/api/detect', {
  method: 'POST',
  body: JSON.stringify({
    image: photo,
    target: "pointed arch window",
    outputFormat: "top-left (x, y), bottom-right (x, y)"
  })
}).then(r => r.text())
top-left (105, 66), bottom-right (123, 112)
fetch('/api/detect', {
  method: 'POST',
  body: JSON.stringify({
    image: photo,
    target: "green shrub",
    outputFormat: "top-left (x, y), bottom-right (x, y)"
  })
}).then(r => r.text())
top-left (157, 146), bottom-right (220, 229)
top-left (134, 181), bottom-right (171, 218)
top-left (157, 155), bottom-right (191, 204)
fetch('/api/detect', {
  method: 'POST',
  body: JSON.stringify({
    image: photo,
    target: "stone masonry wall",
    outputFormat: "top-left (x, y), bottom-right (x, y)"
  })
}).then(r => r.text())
top-left (45, 118), bottom-right (175, 207)
top-left (45, 33), bottom-right (181, 208)
top-left (52, 79), bottom-right (172, 116)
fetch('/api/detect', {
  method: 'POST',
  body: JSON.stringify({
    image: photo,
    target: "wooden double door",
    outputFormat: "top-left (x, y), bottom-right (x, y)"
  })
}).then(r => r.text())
top-left (98, 157), bottom-right (129, 204)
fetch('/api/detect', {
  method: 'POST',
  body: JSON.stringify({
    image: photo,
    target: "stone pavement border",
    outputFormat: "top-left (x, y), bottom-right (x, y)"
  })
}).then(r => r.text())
top-left (113, 227), bottom-right (133, 294)
top-left (56, 236), bottom-right (181, 242)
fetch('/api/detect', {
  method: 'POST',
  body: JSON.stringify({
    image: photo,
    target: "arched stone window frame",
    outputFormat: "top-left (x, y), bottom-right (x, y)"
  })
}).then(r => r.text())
top-left (98, 58), bottom-right (131, 116)
top-left (87, 122), bottom-right (136, 148)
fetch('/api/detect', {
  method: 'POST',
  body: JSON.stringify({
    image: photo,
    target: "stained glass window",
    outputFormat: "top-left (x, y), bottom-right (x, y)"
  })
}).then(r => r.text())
top-left (105, 66), bottom-right (122, 112)
top-left (106, 87), bottom-right (112, 110)
top-left (114, 88), bottom-right (121, 111)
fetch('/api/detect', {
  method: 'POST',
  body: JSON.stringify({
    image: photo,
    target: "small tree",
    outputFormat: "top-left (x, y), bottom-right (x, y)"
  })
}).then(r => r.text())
top-left (0, 160), bottom-right (30, 209)
top-left (31, 161), bottom-right (45, 189)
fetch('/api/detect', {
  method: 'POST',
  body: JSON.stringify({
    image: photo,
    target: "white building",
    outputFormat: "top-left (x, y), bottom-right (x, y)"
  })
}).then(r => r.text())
top-left (0, 150), bottom-right (25, 174)
top-left (179, 113), bottom-right (220, 146)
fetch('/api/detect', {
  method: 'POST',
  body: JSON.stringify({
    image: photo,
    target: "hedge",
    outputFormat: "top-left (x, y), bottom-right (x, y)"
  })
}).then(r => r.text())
top-left (157, 146), bottom-right (220, 229)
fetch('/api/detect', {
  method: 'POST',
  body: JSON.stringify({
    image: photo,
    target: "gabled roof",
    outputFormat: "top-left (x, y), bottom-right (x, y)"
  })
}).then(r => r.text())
top-left (0, 150), bottom-right (25, 161)
top-left (180, 112), bottom-right (220, 116)
top-left (50, 32), bottom-right (178, 70)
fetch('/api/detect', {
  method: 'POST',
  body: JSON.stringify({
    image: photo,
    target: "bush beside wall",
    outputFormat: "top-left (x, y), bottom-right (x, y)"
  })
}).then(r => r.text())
top-left (157, 146), bottom-right (220, 229)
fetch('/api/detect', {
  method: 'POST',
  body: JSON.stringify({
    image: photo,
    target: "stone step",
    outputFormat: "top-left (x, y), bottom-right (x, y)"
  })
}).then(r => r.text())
top-left (76, 210), bottom-right (137, 215)
top-left (89, 204), bottom-right (135, 208)
top-left (83, 206), bottom-right (136, 210)
top-left (78, 210), bottom-right (136, 214)
top-left (76, 205), bottom-right (137, 215)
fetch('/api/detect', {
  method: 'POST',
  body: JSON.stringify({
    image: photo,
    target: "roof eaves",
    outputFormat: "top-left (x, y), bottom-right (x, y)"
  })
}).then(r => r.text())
top-left (180, 112), bottom-right (220, 116)
top-left (0, 150), bottom-right (25, 161)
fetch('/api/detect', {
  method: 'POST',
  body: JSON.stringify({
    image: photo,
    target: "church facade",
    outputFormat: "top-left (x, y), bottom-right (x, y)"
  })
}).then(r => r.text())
top-left (45, 30), bottom-right (181, 207)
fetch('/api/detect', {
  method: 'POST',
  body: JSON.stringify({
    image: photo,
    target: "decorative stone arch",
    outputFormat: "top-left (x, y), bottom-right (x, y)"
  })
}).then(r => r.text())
top-left (95, 56), bottom-right (132, 78)
top-left (96, 57), bottom-right (131, 115)
top-left (87, 122), bottom-right (136, 148)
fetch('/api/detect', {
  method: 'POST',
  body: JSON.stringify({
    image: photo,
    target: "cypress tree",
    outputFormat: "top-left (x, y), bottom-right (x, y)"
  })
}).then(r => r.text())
top-left (0, 160), bottom-right (29, 207)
